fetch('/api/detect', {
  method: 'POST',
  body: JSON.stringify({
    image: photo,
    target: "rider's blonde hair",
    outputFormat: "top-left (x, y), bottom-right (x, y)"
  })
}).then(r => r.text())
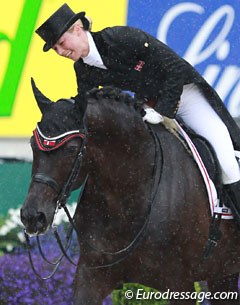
top-left (68, 17), bottom-right (92, 32)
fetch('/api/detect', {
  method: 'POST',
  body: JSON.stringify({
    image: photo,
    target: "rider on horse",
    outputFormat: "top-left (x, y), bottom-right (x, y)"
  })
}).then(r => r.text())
top-left (35, 3), bottom-right (240, 225)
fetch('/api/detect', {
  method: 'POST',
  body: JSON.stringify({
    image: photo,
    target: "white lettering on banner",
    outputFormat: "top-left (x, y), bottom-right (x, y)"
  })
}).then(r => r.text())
top-left (157, 2), bottom-right (240, 116)
top-left (157, 3), bottom-right (204, 48)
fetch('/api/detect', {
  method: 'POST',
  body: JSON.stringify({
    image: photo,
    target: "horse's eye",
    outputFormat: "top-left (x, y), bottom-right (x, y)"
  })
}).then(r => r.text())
top-left (66, 146), bottom-right (78, 154)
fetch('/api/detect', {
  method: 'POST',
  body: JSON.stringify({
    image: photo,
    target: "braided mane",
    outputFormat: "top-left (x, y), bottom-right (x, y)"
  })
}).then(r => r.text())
top-left (86, 86), bottom-right (144, 130)
top-left (87, 86), bottom-right (141, 109)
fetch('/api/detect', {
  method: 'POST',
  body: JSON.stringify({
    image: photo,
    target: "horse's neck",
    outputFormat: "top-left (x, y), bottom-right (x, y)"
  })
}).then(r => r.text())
top-left (84, 118), bottom-right (155, 213)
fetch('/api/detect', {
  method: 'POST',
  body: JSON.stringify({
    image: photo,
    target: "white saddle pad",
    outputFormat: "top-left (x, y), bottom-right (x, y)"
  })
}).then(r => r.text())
top-left (174, 120), bottom-right (233, 220)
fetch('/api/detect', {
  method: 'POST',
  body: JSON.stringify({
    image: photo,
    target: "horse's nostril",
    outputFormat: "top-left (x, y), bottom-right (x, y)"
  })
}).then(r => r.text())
top-left (37, 212), bottom-right (46, 225)
top-left (36, 212), bottom-right (47, 232)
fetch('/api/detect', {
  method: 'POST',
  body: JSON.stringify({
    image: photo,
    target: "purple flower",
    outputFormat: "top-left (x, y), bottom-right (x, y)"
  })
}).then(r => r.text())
top-left (0, 227), bottom-right (112, 305)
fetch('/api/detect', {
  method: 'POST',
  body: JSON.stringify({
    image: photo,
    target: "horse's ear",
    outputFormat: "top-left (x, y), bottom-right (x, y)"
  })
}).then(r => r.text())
top-left (31, 78), bottom-right (52, 114)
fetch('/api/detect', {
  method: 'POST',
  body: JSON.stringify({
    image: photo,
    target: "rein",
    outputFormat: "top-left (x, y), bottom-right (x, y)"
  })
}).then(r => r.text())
top-left (24, 225), bottom-right (74, 280)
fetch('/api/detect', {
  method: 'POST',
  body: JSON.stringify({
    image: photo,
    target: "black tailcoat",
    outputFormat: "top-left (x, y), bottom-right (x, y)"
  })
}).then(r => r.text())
top-left (74, 26), bottom-right (240, 149)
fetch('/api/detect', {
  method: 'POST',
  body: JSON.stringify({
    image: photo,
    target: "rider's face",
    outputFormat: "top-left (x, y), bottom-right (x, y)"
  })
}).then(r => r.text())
top-left (52, 25), bottom-right (89, 62)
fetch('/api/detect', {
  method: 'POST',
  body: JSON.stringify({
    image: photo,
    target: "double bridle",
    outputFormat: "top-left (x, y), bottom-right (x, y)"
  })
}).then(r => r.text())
top-left (25, 124), bottom-right (88, 279)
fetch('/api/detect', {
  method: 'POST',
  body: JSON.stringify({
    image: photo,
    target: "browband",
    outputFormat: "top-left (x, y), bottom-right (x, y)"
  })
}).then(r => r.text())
top-left (33, 124), bottom-right (85, 151)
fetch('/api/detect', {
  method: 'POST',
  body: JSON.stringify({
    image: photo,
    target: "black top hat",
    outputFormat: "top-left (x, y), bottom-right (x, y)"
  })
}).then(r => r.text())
top-left (36, 3), bottom-right (90, 52)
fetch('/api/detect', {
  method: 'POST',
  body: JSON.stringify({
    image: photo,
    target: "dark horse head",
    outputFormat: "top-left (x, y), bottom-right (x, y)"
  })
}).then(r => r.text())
top-left (20, 81), bottom-right (154, 237)
top-left (21, 81), bottom-right (240, 305)
top-left (20, 79), bottom-right (86, 234)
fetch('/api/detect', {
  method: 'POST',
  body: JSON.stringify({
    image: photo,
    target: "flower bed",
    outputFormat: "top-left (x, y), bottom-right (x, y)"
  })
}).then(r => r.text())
top-left (0, 238), bottom-right (112, 305)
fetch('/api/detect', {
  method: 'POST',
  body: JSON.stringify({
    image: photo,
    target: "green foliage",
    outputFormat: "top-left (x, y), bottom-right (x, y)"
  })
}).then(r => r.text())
top-left (0, 208), bottom-right (24, 253)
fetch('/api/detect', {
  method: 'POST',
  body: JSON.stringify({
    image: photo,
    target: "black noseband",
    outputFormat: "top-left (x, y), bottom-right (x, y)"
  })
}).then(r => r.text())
top-left (32, 173), bottom-right (61, 193)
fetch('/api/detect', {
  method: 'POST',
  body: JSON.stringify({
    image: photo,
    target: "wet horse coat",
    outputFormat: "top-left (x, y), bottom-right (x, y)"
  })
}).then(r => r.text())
top-left (21, 84), bottom-right (240, 305)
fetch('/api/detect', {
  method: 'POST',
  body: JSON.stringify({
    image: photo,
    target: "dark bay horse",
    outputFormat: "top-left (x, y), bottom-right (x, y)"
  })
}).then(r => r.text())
top-left (21, 81), bottom-right (240, 305)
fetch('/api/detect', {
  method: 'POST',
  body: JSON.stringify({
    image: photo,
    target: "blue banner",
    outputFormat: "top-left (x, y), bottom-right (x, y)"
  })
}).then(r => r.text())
top-left (127, 0), bottom-right (240, 116)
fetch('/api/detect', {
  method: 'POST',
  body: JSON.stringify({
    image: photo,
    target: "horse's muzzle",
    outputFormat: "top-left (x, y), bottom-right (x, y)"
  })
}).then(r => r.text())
top-left (20, 207), bottom-right (47, 235)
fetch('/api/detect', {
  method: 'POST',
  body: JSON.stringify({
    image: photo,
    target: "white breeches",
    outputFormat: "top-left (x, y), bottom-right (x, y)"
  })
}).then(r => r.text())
top-left (177, 84), bottom-right (240, 184)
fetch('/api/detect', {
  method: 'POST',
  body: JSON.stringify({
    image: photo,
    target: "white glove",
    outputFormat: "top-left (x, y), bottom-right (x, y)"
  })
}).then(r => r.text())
top-left (142, 104), bottom-right (164, 124)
